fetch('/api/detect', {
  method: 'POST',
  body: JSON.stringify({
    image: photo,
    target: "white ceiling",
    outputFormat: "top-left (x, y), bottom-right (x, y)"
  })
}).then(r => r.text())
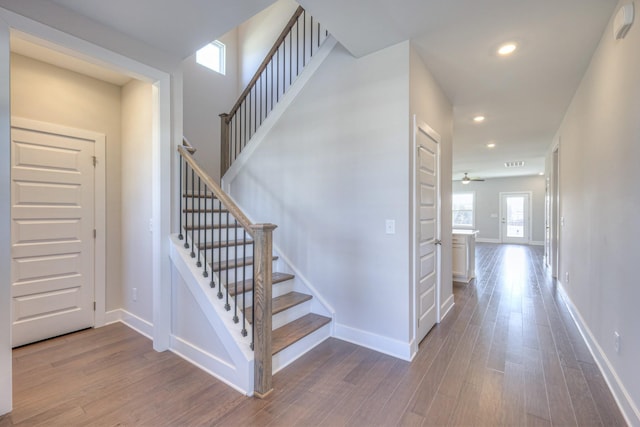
top-left (2, 0), bottom-right (619, 180)
top-left (299, 0), bottom-right (618, 180)
top-left (48, 0), bottom-right (276, 60)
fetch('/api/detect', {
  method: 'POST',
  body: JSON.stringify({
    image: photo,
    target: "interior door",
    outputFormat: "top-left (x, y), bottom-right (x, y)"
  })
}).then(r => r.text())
top-left (500, 192), bottom-right (530, 244)
top-left (11, 122), bottom-right (95, 347)
top-left (415, 118), bottom-right (440, 344)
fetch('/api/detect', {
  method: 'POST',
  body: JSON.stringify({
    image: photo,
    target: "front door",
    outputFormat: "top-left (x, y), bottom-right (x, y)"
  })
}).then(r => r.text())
top-left (500, 192), bottom-right (531, 244)
top-left (415, 117), bottom-right (440, 344)
top-left (11, 120), bottom-right (96, 347)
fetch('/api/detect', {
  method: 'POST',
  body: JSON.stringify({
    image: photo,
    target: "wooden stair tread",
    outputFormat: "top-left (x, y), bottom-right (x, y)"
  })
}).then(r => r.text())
top-left (182, 208), bottom-right (228, 213)
top-left (244, 292), bottom-right (312, 324)
top-left (271, 313), bottom-right (331, 355)
top-left (183, 193), bottom-right (214, 199)
top-left (183, 223), bottom-right (243, 231)
top-left (210, 256), bottom-right (278, 271)
top-left (197, 239), bottom-right (253, 250)
top-left (228, 272), bottom-right (294, 296)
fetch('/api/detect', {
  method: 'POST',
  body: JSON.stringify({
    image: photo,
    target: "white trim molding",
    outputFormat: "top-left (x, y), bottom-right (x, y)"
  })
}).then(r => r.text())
top-left (476, 238), bottom-right (501, 244)
top-left (105, 309), bottom-right (153, 339)
top-left (557, 281), bottom-right (640, 426)
top-left (334, 323), bottom-right (413, 361)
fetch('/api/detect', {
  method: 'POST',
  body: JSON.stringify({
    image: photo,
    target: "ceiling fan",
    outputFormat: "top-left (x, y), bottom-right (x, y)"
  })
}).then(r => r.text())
top-left (461, 173), bottom-right (485, 184)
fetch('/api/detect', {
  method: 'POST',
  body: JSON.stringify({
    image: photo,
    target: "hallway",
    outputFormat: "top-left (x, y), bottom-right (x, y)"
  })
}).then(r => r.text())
top-left (0, 244), bottom-right (626, 426)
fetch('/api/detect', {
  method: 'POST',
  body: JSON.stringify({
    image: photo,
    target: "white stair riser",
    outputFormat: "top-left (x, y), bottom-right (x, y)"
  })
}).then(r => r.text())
top-left (272, 323), bottom-right (331, 374)
top-left (227, 279), bottom-right (295, 309)
top-left (183, 228), bottom-right (250, 243)
top-left (182, 197), bottom-right (217, 210)
top-left (184, 214), bottom-right (237, 226)
top-left (272, 300), bottom-right (312, 330)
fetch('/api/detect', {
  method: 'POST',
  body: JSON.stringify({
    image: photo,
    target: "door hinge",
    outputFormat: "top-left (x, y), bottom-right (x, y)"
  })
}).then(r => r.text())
top-left (92, 156), bottom-right (97, 167)
top-left (93, 301), bottom-right (96, 311)
top-left (93, 229), bottom-right (97, 238)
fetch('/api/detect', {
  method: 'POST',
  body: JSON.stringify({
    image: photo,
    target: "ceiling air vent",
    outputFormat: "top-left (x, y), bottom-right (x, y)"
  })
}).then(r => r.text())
top-left (504, 161), bottom-right (525, 168)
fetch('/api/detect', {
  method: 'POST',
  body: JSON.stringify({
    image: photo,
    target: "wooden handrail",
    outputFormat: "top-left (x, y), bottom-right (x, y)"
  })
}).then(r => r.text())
top-left (178, 145), bottom-right (254, 236)
top-left (182, 137), bottom-right (197, 155)
top-left (226, 6), bottom-right (304, 120)
top-left (179, 144), bottom-right (276, 397)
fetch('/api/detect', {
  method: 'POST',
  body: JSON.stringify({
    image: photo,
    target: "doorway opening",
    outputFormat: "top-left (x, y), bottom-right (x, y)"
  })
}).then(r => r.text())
top-left (500, 192), bottom-right (532, 244)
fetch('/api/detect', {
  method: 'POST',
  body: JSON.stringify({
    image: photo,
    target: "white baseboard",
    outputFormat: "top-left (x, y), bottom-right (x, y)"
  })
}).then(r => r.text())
top-left (476, 238), bottom-right (501, 244)
top-left (105, 309), bottom-right (153, 340)
top-left (440, 294), bottom-right (455, 321)
top-left (557, 281), bottom-right (640, 426)
top-left (169, 336), bottom-right (250, 396)
top-left (530, 240), bottom-right (544, 246)
top-left (334, 323), bottom-right (412, 361)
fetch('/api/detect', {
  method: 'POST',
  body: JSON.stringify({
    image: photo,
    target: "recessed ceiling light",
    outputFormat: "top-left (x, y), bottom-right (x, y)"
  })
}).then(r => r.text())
top-left (473, 115), bottom-right (485, 123)
top-left (539, 172), bottom-right (544, 176)
top-left (497, 42), bottom-right (517, 56)
top-left (487, 143), bottom-right (496, 148)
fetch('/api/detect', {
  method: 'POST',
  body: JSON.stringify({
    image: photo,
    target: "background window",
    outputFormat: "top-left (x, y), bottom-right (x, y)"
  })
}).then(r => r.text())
top-left (453, 192), bottom-right (475, 228)
top-left (196, 40), bottom-right (226, 75)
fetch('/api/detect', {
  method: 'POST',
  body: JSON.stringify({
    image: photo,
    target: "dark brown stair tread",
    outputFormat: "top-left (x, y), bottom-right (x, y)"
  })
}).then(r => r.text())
top-left (182, 208), bottom-right (228, 213)
top-left (228, 272), bottom-right (294, 296)
top-left (197, 239), bottom-right (253, 250)
top-left (183, 192), bottom-right (214, 198)
top-left (210, 256), bottom-right (278, 271)
top-left (244, 292), bottom-right (312, 324)
top-left (183, 223), bottom-right (243, 231)
top-left (272, 313), bottom-right (331, 355)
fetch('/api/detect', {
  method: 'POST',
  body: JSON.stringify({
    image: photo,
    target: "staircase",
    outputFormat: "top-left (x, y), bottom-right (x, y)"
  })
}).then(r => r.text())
top-left (183, 196), bottom-right (331, 353)
top-left (170, 6), bottom-right (334, 397)
top-left (173, 140), bottom-right (332, 397)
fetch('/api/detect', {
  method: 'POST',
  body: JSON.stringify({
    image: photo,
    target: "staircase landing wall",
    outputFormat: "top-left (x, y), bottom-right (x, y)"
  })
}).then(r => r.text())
top-left (228, 41), bottom-right (415, 359)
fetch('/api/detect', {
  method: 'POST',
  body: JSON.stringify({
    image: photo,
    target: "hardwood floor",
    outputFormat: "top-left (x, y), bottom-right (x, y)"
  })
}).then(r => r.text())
top-left (0, 244), bottom-right (626, 426)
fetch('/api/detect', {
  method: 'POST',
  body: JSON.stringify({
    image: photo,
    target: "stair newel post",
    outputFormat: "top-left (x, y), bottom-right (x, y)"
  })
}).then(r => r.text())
top-left (219, 113), bottom-right (230, 177)
top-left (250, 223), bottom-right (277, 399)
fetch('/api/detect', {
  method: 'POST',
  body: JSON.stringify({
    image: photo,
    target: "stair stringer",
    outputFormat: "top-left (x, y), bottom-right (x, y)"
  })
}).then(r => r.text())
top-left (221, 36), bottom-right (339, 192)
top-left (168, 235), bottom-right (255, 396)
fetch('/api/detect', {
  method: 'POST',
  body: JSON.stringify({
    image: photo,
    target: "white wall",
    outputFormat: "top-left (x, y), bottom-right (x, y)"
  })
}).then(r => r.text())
top-left (10, 53), bottom-right (124, 311)
top-left (171, 269), bottom-right (234, 364)
top-left (237, 0), bottom-right (299, 90)
top-left (554, 0), bottom-right (640, 422)
top-left (409, 46), bottom-right (454, 331)
top-left (0, 17), bottom-right (12, 416)
top-left (230, 41), bottom-right (420, 355)
top-left (121, 79), bottom-right (154, 322)
top-left (452, 175), bottom-right (546, 243)
top-left (183, 29), bottom-right (240, 181)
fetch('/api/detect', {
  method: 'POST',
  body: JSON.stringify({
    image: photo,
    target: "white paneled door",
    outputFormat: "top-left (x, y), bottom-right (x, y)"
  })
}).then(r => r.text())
top-left (414, 117), bottom-right (441, 345)
top-left (11, 122), bottom-right (96, 347)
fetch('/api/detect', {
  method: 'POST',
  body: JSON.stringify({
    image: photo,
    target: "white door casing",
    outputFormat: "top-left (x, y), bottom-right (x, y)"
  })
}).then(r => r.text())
top-left (10, 118), bottom-right (105, 347)
top-left (500, 192), bottom-right (532, 244)
top-left (414, 116), bottom-right (441, 345)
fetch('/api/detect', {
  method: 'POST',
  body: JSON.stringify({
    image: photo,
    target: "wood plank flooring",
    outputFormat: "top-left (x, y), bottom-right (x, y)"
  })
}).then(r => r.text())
top-left (0, 244), bottom-right (626, 426)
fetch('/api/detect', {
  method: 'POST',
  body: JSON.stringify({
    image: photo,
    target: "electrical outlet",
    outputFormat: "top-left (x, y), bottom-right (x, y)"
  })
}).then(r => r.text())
top-left (133, 287), bottom-right (138, 302)
top-left (385, 219), bottom-right (395, 235)
top-left (565, 271), bottom-right (570, 283)
top-left (614, 331), bottom-right (620, 354)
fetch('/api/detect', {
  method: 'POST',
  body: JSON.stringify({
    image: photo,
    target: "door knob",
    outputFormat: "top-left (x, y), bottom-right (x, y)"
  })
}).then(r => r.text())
top-left (434, 239), bottom-right (442, 245)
